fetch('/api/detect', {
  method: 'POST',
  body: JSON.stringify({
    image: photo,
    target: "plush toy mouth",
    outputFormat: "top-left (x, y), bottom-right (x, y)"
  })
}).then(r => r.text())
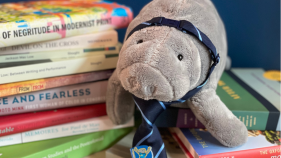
top-left (119, 63), bottom-right (175, 101)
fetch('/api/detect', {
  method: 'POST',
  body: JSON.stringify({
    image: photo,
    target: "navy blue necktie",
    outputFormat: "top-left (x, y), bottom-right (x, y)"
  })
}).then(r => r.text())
top-left (128, 17), bottom-right (220, 158)
top-left (131, 96), bottom-right (169, 158)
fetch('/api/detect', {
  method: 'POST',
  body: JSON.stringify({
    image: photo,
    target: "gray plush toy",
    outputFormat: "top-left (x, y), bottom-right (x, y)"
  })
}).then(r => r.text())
top-left (106, 0), bottom-right (248, 148)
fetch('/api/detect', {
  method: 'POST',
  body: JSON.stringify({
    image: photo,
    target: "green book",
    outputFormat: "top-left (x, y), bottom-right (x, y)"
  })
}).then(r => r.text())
top-left (0, 127), bottom-right (132, 158)
top-left (150, 68), bottom-right (280, 130)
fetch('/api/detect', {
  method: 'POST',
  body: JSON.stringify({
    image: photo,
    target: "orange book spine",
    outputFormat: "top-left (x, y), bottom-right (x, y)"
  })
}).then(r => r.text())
top-left (0, 69), bottom-right (113, 97)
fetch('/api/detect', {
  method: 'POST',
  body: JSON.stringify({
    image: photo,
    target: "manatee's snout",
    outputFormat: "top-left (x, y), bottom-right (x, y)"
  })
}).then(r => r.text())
top-left (119, 63), bottom-right (173, 101)
top-left (128, 77), bottom-right (156, 96)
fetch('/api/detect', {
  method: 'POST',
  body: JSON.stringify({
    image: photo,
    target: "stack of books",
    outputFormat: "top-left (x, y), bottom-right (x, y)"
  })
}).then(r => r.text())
top-left (0, 0), bottom-right (134, 157)
top-left (132, 68), bottom-right (280, 158)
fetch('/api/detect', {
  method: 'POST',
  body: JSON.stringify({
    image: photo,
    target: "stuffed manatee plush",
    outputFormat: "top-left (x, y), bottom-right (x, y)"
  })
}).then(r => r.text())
top-left (106, 0), bottom-right (248, 147)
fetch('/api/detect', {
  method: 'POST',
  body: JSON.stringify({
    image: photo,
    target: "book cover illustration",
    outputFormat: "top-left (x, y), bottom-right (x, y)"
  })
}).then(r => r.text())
top-left (178, 128), bottom-right (280, 156)
top-left (0, 1), bottom-right (133, 47)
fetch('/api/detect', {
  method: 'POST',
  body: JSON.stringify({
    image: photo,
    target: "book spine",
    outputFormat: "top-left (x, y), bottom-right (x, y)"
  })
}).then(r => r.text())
top-left (0, 44), bottom-right (120, 63)
top-left (171, 128), bottom-right (281, 158)
top-left (0, 69), bottom-right (113, 97)
top-left (231, 69), bottom-right (281, 131)
top-left (0, 128), bottom-right (132, 158)
top-left (226, 70), bottom-right (280, 131)
top-left (170, 129), bottom-right (195, 158)
top-left (0, 80), bottom-right (108, 116)
top-left (0, 116), bottom-right (134, 147)
top-left (157, 109), bottom-right (278, 130)
top-left (26, 128), bottom-right (132, 158)
top-left (201, 146), bottom-right (281, 158)
top-left (0, 4), bottom-right (133, 47)
top-left (0, 103), bottom-right (107, 137)
top-left (0, 30), bottom-right (118, 55)
top-left (0, 53), bottom-right (118, 84)
top-left (176, 109), bottom-right (205, 128)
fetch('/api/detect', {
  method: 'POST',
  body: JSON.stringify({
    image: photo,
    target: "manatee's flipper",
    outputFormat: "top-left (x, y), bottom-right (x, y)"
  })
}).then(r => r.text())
top-left (188, 89), bottom-right (248, 147)
top-left (106, 70), bottom-right (135, 125)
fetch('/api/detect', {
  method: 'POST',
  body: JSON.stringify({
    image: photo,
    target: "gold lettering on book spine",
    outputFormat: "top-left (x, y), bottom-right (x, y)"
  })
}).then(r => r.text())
top-left (218, 80), bottom-right (240, 99)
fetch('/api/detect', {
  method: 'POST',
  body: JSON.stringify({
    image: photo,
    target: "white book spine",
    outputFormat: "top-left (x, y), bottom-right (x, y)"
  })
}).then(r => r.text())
top-left (0, 81), bottom-right (108, 116)
top-left (0, 44), bottom-right (120, 63)
top-left (0, 116), bottom-right (134, 147)
top-left (0, 30), bottom-right (118, 55)
top-left (0, 54), bottom-right (118, 84)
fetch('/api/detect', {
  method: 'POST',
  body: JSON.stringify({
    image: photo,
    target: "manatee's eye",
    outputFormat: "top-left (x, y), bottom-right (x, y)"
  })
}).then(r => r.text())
top-left (137, 40), bottom-right (143, 44)
top-left (178, 54), bottom-right (183, 61)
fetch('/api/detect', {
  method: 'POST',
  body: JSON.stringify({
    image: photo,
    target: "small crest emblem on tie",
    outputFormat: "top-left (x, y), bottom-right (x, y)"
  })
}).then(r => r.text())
top-left (130, 145), bottom-right (153, 158)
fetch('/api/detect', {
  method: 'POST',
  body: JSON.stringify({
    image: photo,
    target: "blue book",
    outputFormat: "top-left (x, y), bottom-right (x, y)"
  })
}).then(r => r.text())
top-left (170, 128), bottom-right (280, 158)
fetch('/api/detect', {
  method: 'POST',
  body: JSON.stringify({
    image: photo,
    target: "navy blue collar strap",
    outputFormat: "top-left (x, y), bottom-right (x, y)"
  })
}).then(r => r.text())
top-left (126, 17), bottom-right (220, 103)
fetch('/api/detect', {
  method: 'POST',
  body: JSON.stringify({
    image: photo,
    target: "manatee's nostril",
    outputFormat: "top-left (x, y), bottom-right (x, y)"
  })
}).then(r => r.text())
top-left (148, 86), bottom-right (156, 95)
top-left (129, 77), bottom-right (138, 88)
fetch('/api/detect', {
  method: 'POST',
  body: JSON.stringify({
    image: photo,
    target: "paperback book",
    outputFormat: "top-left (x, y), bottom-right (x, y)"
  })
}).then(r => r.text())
top-left (0, 53), bottom-right (118, 84)
top-left (0, 69), bottom-right (113, 97)
top-left (0, 43), bottom-right (121, 63)
top-left (170, 128), bottom-right (281, 158)
top-left (0, 30), bottom-right (118, 55)
top-left (152, 69), bottom-right (281, 131)
top-left (0, 1), bottom-right (133, 47)
top-left (0, 127), bottom-right (133, 158)
top-left (0, 103), bottom-right (107, 137)
top-left (0, 80), bottom-right (108, 116)
top-left (0, 115), bottom-right (134, 147)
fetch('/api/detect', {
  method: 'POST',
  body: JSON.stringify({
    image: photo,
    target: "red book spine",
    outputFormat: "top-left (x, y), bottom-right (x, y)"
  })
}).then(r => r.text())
top-left (171, 132), bottom-right (195, 158)
top-left (0, 103), bottom-right (106, 137)
top-left (202, 146), bottom-right (281, 158)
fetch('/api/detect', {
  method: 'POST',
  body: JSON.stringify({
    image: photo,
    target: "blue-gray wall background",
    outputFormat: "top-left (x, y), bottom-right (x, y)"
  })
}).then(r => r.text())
top-left (1, 0), bottom-right (280, 70)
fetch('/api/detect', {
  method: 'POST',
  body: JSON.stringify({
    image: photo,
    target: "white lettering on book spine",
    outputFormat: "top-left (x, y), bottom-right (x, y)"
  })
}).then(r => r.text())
top-left (0, 127), bottom-right (14, 134)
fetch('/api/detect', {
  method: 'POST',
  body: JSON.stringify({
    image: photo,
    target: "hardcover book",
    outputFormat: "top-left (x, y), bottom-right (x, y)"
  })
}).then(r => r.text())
top-left (170, 128), bottom-right (281, 158)
top-left (0, 103), bottom-right (107, 137)
top-left (0, 80), bottom-right (108, 116)
top-left (152, 68), bottom-right (281, 131)
top-left (0, 1), bottom-right (133, 47)
top-left (0, 115), bottom-right (134, 147)
top-left (0, 127), bottom-right (133, 158)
